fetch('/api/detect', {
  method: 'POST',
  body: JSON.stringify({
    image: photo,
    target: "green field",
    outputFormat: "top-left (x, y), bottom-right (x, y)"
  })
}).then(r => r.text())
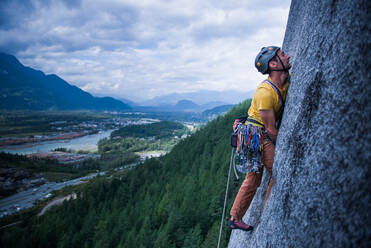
top-left (98, 121), bottom-right (190, 161)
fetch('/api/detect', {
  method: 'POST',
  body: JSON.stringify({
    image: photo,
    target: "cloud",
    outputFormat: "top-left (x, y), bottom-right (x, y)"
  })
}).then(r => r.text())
top-left (0, 0), bottom-right (291, 102)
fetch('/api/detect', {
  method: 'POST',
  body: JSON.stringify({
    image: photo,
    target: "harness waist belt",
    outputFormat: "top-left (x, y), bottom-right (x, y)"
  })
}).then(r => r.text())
top-left (246, 118), bottom-right (264, 127)
top-left (246, 117), bottom-right (276, 145)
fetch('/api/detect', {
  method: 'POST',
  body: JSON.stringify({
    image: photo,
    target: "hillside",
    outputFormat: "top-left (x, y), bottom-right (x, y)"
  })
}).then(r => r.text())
top-left (0, 53), bottom-right (131, 111)
top-left (0, 99), bottom-right (251, 247)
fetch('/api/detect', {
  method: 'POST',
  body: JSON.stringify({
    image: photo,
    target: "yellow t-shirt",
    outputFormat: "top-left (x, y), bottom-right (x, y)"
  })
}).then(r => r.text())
top-left (247, 76), bottom-right (290, 125)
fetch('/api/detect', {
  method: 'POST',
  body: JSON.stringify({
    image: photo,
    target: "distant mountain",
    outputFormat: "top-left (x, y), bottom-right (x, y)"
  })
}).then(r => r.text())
top-left (199, 101), bottom-right (228, 110)
top-left (116, 98), bottom-right (136, 106)
top-left (174, 99), bottom-right (199, 111)
top-left (138, 90), bottom-right (254, 106)
top-left (132, 99), bottom-right (229, 113)
top-left (0, 53), bottom-right (131, 111)
top-left (92, 93), bottom-right (134, 106)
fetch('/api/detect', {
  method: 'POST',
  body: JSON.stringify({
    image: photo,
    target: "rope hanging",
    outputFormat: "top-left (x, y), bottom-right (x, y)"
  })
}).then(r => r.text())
top-left (217, 148), bottom-right (235, 248)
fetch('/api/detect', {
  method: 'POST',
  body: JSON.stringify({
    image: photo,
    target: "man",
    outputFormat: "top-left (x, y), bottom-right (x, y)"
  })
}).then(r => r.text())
top-left (228, 46), bottom-right (291, 231)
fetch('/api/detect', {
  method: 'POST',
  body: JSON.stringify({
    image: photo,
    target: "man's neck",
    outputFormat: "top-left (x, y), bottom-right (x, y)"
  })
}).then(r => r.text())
top-left (269, 71), bottom-right (288, 89)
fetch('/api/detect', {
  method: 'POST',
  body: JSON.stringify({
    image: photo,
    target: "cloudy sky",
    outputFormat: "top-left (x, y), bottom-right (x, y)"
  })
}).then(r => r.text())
top-left (0, 0), bottom-right (291, 102)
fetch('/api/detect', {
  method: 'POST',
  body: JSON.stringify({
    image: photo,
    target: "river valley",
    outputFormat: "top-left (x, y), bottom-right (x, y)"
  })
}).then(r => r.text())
top-left (0, 129), bottom-right (113, 155)
top-left (0, 130), bottom-right (115, 218)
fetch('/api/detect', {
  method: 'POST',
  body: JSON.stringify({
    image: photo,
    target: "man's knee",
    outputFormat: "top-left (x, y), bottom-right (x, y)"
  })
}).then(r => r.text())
top-left (263, 141), bottom-right (275, 172)
top-left (242, 172), bottom-right (263, 189)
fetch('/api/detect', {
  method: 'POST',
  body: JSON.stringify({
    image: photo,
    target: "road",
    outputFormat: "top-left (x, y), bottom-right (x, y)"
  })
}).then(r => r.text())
top-left (0, 160), bottom-right (141, 218)
top-left (0, 172), bottom-right (105, 218)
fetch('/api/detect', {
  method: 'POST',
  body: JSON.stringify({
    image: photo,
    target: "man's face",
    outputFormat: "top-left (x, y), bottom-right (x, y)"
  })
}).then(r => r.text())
top-left (276, 49), bottom-right (291, 70)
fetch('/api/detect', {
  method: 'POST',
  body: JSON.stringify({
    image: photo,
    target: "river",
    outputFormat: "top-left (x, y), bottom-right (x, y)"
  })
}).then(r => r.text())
top-left (0, 129), bottom-right (114, 155)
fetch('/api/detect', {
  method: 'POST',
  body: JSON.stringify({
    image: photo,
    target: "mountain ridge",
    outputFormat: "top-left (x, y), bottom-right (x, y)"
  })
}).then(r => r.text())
top-left (138, 90), bottom-right (254, 106)
top-left (0, 53), bottom-right (131, 111)
top-left (132, 99), bottom-right (234, 113)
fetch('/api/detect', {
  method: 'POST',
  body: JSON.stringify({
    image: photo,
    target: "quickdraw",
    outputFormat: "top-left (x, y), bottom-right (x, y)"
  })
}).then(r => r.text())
top-left (232, 120), bottom-right (265, 174)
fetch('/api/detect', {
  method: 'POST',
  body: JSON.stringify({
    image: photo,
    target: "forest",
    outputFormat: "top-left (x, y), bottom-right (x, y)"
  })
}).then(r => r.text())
top-left (0, 100), bottom-right (251, 247)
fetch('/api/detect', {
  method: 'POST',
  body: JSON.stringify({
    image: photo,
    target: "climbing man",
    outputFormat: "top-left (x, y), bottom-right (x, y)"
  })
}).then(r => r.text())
top-left (228, 46), bottom-right (291, 231)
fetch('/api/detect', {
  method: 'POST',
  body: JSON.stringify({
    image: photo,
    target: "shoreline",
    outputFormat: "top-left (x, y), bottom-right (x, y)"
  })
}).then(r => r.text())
top-left (0, 131), bottom-right (97, 148)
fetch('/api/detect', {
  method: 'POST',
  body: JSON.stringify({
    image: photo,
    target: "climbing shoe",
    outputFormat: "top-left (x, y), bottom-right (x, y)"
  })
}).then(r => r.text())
top-left (228, 219), bottom-right (253, 231)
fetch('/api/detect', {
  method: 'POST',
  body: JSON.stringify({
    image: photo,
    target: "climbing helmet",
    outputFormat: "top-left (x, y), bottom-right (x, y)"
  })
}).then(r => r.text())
top-left (255, 46), bottom-right (280, 74)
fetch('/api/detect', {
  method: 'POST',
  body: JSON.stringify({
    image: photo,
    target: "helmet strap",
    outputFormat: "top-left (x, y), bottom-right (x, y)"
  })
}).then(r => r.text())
top-left (277, 55), bottom-right (289, 72)
top-left (270, 55), bottom-right (289, 73)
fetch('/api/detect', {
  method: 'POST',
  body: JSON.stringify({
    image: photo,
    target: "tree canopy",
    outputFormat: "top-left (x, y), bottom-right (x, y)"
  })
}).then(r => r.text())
top-left (0, 100), bottom-right (252, 247)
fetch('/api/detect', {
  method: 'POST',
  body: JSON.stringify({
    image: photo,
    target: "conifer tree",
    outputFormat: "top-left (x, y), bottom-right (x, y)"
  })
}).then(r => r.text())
top-left (200, 221), bottom-right (220, 248)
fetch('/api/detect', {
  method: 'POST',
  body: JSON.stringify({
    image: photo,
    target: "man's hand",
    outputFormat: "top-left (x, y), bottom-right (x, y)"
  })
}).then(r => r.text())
top-left (259, 109), bottom-right (278, 141)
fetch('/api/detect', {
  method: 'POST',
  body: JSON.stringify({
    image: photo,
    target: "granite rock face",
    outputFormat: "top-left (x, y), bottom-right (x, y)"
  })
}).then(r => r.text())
top-left (228, 0), bottom-right (370, 247)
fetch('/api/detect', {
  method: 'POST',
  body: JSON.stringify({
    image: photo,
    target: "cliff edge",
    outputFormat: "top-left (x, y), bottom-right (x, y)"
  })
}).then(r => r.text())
top-left (228, 0), bottom-right (370, 247)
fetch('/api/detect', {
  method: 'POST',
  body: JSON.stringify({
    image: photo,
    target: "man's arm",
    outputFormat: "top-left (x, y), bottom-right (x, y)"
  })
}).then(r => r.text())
top-left (259, 109), bottom-right (278, 142)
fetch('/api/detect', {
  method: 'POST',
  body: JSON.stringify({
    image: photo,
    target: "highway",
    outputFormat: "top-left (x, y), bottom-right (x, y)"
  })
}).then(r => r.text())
top-left (0, 158), bottom-right (142, 218)
top-left (0, 172), bottom-right (105, 218)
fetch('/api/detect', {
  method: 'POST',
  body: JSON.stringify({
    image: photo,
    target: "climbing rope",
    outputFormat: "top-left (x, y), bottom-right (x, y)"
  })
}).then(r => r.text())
top-left (217, 148), bottom-right (235, 248)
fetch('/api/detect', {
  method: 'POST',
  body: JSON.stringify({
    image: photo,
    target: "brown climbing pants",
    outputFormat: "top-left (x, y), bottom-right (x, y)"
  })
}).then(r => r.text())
top-left (230, 140), bottom-right (275, 221)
